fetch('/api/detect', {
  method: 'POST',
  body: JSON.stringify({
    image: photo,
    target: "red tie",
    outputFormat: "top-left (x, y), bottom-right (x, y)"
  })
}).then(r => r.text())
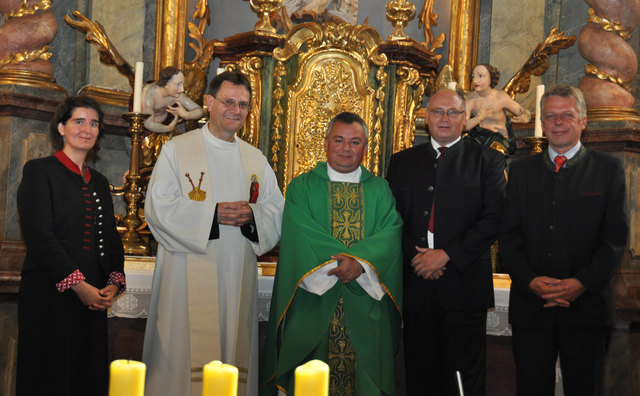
top-left (428, 147), bottom-right (448, 233)
top-left (554, 155), bottom-right (567, 173)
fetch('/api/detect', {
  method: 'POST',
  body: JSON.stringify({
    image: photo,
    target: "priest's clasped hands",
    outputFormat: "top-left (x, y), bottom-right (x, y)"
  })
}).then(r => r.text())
top-left (217, 201), bottom-right (254, 226)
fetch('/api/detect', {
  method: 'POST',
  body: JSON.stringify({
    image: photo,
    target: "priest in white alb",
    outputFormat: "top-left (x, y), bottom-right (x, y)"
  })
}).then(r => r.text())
top-left (142, 71), bottom-right (284, 396)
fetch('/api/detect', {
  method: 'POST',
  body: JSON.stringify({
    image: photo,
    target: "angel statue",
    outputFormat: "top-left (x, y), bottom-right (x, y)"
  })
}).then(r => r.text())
top-left (141, 67), bottom-right (204, 166)
top-left (465, 64), bottom-right (531, 156)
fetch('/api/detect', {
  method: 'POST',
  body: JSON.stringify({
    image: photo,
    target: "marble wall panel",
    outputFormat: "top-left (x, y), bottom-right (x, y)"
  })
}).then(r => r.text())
top-left (49, 0), bottom-right (79, 93)
top-left (7, 120), bottom-right (53, 242)
top-left (88, 0), bottom-right (147, 92)
top-left (555, 0), bottom-right (589, 87)
top-left (489, 0), bottom-right (545, 111)
top-left (0, 118), bottom-right (9, 243)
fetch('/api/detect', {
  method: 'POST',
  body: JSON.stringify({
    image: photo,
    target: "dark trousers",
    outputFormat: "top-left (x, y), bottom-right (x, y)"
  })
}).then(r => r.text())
top-left (403, 292), bottom-right (487, 396)
top-left (511, 322), bottom-right (611, 396)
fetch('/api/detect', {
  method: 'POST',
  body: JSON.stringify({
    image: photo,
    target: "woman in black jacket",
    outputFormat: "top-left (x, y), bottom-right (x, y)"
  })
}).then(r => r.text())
top-left (16, 96), bottom-right (125, 396)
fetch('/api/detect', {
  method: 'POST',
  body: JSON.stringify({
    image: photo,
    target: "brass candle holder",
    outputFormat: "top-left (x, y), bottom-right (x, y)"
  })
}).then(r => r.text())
top-left (523, 136), bottom-right (548, 155)
top-left (121, 112), bottom-right (152, 256)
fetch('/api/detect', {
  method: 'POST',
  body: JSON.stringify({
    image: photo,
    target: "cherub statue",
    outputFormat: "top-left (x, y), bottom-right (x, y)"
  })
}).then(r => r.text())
top-left (141, 67), bottom-right (204, 166)
top-left (465, 64), bottom-right (530, 155)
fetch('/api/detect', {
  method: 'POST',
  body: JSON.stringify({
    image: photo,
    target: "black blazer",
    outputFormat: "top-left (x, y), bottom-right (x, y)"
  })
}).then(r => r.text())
top-left (18, 156), bottom-right (124, 287)
top-left (500, 147), bottom-right (628, 327)
top-left (387, 139), bottom-right (506, 311)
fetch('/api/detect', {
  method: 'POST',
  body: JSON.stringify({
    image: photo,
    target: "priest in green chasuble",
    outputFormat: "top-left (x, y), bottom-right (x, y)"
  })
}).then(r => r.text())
top-left (261, 112), bottom-right (403, 396)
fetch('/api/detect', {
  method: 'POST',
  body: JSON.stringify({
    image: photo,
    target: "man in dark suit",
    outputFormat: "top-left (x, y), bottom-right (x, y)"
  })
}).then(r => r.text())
top-left (500, 84), bottom-right (628, 396)
top-left (387, 88), bottom-right (506, 395)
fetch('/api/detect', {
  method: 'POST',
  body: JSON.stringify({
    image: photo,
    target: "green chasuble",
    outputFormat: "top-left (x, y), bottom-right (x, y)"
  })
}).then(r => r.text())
top-left (261, 162), bottom-right (402, 396)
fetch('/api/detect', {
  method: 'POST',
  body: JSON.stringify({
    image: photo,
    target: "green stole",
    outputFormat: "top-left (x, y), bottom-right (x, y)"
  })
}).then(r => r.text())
top-left (327, 181), bottom-right (364, 395)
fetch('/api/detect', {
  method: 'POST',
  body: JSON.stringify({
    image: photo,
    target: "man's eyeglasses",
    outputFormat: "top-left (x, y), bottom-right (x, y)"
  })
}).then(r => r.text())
top-left (214, 97), bottom-right (250, 111)
top-left (544, 112), bottom-right (578, 122)
top-left (428, 108), bottom-right (465, 118)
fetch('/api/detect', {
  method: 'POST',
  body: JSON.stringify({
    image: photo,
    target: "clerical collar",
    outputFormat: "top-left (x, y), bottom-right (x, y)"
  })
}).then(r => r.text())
top-left (54, 150), bottom-right (91, 183)
top-left (548, 141), bottom-right (581, 162)
top-left (431, 136), bottom-right (461, 158)
top-left (202, 123), bottom-right (237, 148)
top-left (327, 163), bottom-right (361, 183)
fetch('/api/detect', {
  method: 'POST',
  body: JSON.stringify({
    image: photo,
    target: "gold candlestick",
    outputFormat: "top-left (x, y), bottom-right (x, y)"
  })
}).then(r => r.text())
top-left (523, 136), bottom-right (548, 155)
top-left (121, 112), bottom-right (152, 256)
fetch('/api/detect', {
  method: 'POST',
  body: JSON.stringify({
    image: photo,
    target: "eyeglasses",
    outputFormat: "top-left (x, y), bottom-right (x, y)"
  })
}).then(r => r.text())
top-left (214, 97), bottom-right (250, 111)
top-left (544, 112), bottom-right (578, 122)
top-left (428, 108), bottom-right (465, 118)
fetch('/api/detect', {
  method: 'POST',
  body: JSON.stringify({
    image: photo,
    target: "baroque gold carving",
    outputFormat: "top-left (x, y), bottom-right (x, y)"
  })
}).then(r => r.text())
top-left (7, 0), bottom-right (51, 19)
top-left (0, 45), bottom-right (51, 67)
top-left (275, 22), bottom-right (387, 190)
top-left (236, 56), bottom-right (263, 147)
top-left (371, 67), bottom-right (388, 176)
top-left (385, 0), bottom-right (416, 41)
top-left (283, 58), bottom-right (368, 189)
top-left (183, 0), bottom-right (217, 131)
top-left (393, 66), bottom-right (424, 153)
top-left (249, 0), bottom-right (282, 34)
top-left (588, 8), bottom-right (632, 41)
top-left (64, 11), bottom-right (135, 86)
top-left (585, 63), bottom-right (629, 91)
top-left (271, 61), bottom-right (286, 172)
top-left (417, 0), bottom-right (444, 61)
top-left (503, 28), bottom-right (576, 99)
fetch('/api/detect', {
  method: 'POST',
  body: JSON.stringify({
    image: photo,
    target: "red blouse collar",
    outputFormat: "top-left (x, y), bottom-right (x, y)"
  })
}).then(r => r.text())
top-left (55, 150), bottom-right (91, 182)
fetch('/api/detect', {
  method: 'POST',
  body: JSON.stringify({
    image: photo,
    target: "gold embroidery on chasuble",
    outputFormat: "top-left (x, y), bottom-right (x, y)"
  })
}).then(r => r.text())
top-left (330, 182), bottom-right (365, 248)
top-left (328, 181), bottom-right (364, 396)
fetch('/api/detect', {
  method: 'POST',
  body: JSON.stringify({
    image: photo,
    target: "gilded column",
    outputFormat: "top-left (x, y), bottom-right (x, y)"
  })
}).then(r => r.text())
top-left (154, 0), bottom-right (188, 77)
top-left (447, 0), bottom-right (480, 91)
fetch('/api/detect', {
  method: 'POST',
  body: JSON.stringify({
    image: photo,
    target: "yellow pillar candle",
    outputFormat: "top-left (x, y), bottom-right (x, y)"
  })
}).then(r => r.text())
top-left (108, 359), bottom-right (146, 396)
top-left (294, 360), bottom-right (329, 396)
top-left (202, 360), bottom-right (238, 396)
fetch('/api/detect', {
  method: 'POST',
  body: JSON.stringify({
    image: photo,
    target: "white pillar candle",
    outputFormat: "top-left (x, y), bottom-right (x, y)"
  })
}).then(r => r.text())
top-left (534, 84), bottom-right (545, 137)
top-left (133, 62), bottom-right (144, 113)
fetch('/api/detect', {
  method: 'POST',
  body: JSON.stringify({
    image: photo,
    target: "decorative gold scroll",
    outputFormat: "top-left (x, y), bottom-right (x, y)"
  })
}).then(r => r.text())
top-left (371, 67), bottom-right (388, 175)
top-left (417, 0), bottom-right (444, 61)
top-left (393, 66), bottom-right (424, 153)
top-left (0, 46), bottom-right (51, 67)
top-left (64, 11), bottom-right (135, 86)
top-left (588, 8), bottom-right (632, 41)
top-left (585, 63), bottom-right (630, 91)
top-left (270, 61), bottom-right (286, 172)
top-left (236, 56), bottom-right (263, 146)
top-left (7, 0), bottom-right (51, 19)
top-left (503, 28), bottom-right (575, 99)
